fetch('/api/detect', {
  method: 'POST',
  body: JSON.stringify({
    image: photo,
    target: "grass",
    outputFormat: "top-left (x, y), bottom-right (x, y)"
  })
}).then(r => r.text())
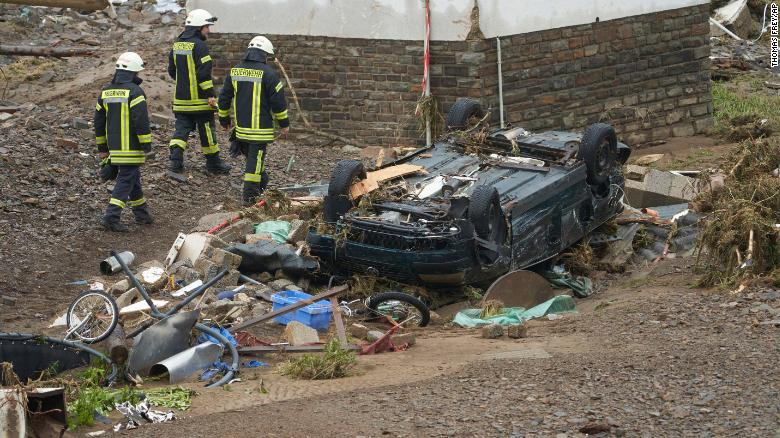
top-left (143, 387), bottom-right (196, 410)
top-left (479, 300), bottom-right (506, 319)
top-left (712, 80), bottom-right (780, 139)
top-left (279, 340), bottom-right (357, 380)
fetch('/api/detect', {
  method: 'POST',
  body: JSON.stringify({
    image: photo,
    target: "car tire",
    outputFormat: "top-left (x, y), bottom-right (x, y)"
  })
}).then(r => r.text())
top-left (324, 160), bottom-right (367, 223)
top-left (468, 185), bottom-right (508, 244)
top-left (445, 98), bottom-right (484, 131)
top-left (579, 123), bottom-right (618, 186)
top-left (366, 291), bottom-right (431, 327)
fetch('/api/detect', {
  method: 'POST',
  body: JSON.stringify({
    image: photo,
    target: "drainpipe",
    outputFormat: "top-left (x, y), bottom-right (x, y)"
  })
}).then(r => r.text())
top-left (424, 0), bottom-right (432, 146)
top-left (497, 36), bottom-right (505, 129)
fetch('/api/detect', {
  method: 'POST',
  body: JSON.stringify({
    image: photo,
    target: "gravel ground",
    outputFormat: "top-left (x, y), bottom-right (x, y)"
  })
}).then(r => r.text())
top-left (135, 267), bottom-right (780, 437)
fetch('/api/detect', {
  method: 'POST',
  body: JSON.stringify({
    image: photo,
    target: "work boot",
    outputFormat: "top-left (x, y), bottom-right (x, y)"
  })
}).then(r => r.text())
top-left (205, 153), bottom-right (232, 174)
top-left (100, 215), bottom-right (128, 233)
top-left (133, 206), bottom-right (154, 225)
top-left (242, 182), bottom-right (263, 207)
top-left (168, 147), bottom-right (184, 173)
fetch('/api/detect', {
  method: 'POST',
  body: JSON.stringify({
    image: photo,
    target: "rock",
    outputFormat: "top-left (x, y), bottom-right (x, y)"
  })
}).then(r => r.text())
top-left (210, 248), bottom-right (242, 271)
top-left (251, 284), bottom-right (274, 301)
top-left (137, 260), bottom-right (167, 291)
top-left (633, 154), bottom-right (665, 166)
top-left (72, 117), bottom-right (90, 129)
top-left (391, 332), bottom-right (416, 346)
top-left (109, 279), bottom-right (130, 296)
top-left (234, 292), bottom-right (252, 303)
top-left (150, 113), bottom-right (174, 125)
top-left (366, 330), bottom-right (386, 342)
top-left (287, 219), bottom-right (309, 243)
top-left (246, 234), bottom-right (273, 245)
top-left (1, 295), bottom-right (16, 306)
top-left (269, 278), bottom-right (294, 291)
top-left (760, 290), bottom-right (780, 301)
top-left (212, 269), bottom-right (241, 290)
top-left (55, 137), bottom-right (78, 150)
top-left (507, 324), bottom-right (528, 339)
top-left (161, 14), bottom-right (173, 25)
top-left (579, 422), bottom-right (612, 435)
top-left (194, 212), bottom-right (237, 232)
top-left (481, 324), bottom-right (504, 339)
top-left (166, 171), bottom-right (188, 183)
top-left (283, 321), bottom-right (320, 346)
top-left (276, 214), bottom-right (299, 222)
top-left (349, 323), bottom-right (369, 339)
top-left (22, 197), bottom-right (39, 206)
top-left (341, 144), bottom-right (361, 153)
top-left (215, 219), bottom-right (254, 243)
top-left (0, 113), bottom-right (12, 122)
top-left (115, 288), bottom-right (140, 308)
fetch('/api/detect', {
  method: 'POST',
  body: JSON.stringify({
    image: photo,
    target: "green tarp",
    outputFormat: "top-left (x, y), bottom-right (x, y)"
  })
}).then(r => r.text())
top-left (252, 221), bottom-right (291, 244)
top-left (453, 295), bottom-right (577, 327)
top-left (541, 271), bottom-right (593, 298)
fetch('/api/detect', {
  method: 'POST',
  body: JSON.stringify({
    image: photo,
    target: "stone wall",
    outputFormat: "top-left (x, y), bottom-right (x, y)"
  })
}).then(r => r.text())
top-left (209, 3), bottom-right (712, 147)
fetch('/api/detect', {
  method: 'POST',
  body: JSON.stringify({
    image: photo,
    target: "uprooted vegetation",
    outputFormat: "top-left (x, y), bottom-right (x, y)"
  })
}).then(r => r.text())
top-left (694, 138), bottom-right (780, 286)
top-left (279, 340), bottom-right (357, 380)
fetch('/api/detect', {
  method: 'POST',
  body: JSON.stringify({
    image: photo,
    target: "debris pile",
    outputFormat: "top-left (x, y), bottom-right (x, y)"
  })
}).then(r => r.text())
top-left (694, 138), bottom-right (780, 286)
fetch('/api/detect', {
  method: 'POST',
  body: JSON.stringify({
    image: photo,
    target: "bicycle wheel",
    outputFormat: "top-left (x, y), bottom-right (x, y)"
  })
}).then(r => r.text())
top-left (66, 290), bottom-right (119, 344)
top-left (366, 292), bottom-right (430, 327)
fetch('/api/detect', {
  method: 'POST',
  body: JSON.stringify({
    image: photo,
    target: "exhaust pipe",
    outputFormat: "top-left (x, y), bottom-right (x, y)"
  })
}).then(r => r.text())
top-left (100, 251), bottom-right (135, 275)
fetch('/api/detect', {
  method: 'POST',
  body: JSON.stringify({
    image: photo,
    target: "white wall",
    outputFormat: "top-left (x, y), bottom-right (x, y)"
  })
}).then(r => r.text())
top-left (480, 0), bottom-right (710, 38)
top-left (187, 0), bottom-right (709, 41)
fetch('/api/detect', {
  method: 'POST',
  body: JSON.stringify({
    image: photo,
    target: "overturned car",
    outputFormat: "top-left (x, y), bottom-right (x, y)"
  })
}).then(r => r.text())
top-left (306, 99), bottom-right (631, 287)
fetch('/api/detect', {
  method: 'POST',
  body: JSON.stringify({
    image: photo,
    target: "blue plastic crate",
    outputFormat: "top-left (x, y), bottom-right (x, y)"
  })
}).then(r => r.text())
top-left (271, 290), bottom-right (333, 331)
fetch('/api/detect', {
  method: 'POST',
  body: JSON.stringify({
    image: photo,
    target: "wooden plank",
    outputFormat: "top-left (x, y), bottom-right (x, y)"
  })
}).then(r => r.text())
top-left (230, 285), bottom-right (348, 331)
top-left (349, 164), bottom-right (426, 198)
top-left (239, 344), bottom-right (360, 353)
top-left (330, 297), bottom-right (348, 345)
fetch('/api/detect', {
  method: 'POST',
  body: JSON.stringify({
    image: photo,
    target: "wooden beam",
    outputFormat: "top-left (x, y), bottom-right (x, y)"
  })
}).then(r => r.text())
top-left (230, 285), bottom-right (348, 331)
top-left (349, 164), bottom-right (427, 198)
top-left (330, 297), bottom-right (348, 345)
top-left (0, 45), bottom-right (96, 57)
top-left (239, 344), bottom-right (360, 353)
top-left (0, 0), bottom-right (107, 10)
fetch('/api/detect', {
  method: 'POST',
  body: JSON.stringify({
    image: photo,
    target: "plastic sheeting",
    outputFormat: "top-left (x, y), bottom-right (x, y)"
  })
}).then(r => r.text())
top-left (541, 271), bottom-right (594, 298)
top-left (227, 241), bottom-right (319, 276)
top-left (253, 221), bottom-right (292, 244)
top-left (453, 296), bottom-right (576, 327)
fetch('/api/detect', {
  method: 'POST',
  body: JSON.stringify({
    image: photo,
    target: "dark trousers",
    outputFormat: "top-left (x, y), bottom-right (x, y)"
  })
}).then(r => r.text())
top-left (104, 165), bottom-right (147, 221)
top-left (169, 113), bottom-right (219, 155)
top-left (241, 141), bottom-right (269, 204)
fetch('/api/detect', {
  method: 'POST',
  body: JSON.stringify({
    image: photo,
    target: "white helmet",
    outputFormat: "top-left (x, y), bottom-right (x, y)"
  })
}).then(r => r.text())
top-left (115, 52), bottom-right (144, 72)
top-left (248, 36), bottom-right (274, 55)
top-left (185, 9), bottom-right (217, 27)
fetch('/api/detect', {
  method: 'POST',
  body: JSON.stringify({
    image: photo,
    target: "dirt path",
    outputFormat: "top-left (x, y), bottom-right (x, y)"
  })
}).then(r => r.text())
top-left (121, 260), bottom-right (779, 437)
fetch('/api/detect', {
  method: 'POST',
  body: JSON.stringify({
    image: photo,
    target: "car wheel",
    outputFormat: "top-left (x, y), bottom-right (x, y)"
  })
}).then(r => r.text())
top-left (578, 123), bottom-right (618, 186)
top-left (445, 98), bottom-right (484, 131)
top-left (366, 291), bottom-right (431, 327)
top-left (324, 160), bottom-right (367, 223)
top-left (468, 185), bottom-right (508, 244)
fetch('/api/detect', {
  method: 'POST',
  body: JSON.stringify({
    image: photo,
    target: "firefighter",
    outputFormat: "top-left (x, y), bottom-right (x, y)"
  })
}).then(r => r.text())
top-left (94, 52), bottom-right (153, 232)
top-left (217, 36), bottom-right (289, 205)
top-left (167, 8), bottom-right (231, 174)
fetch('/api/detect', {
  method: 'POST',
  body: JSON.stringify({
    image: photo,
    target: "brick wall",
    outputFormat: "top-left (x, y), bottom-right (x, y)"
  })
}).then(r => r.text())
top-left (209, 3), bottom-right (712, 147)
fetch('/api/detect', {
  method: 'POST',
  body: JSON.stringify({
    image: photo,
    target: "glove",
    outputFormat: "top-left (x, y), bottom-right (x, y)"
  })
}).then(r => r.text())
top-left (99, 157), bottom-right (118, 181)
top-left (141, 143), bottom-right (152, 153)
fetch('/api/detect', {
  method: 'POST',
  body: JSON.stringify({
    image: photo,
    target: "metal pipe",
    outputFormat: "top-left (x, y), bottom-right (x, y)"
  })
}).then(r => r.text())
top-left (709, 17), bottom-right (742, 41)
top-left (100, 251), bottom-right (134, 275)
top-left (193, 323), bottom-right (239, 388)
top-left (497, 37), bottom-right (505, 129)
top-left (164, 269), bottom-right (228, 316)
top-left (111, 250), bottom-right (164, 318)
